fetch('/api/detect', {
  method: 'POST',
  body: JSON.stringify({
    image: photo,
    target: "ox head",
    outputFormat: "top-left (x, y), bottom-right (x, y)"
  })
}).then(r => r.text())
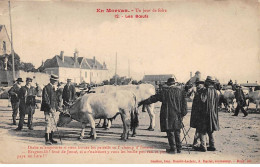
top-left (57, 106), bottom-right (73, 127)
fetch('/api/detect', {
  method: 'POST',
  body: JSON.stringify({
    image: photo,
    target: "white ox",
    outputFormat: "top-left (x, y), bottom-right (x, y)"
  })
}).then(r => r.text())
top-left (246, 90), bottom-right (260, 111)
top-left (57, 90), bottom-right (138, 141)
top-left (94, 84), bottom-right (156, 130)
top-left (219, 89), bottom-right (235, 112)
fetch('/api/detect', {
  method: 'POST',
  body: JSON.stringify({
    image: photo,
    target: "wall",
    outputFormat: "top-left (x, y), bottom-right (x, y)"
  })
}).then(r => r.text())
top-left (58, 67), bottom-right (81, 83)
top-left (0, 70), bottom-right (50, 87)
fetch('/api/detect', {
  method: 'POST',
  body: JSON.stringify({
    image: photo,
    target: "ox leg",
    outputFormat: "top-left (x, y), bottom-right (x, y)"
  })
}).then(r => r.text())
top-left (86, 114), bottom-right (97, 140)
top-left (102, 119), bottom-right (108, 129)
top-left (146, 104), bottom-right (155, 131)
top-left (120, 112), bottom-right (130, 141)
top-left (256, 101), bottom-right (259, 112)
top-left (97, 119), bottom-right (102, 128)
top-left (79, 123), bottom-right (86, 140)
top-left (106, 119), bottom-right (112, 130)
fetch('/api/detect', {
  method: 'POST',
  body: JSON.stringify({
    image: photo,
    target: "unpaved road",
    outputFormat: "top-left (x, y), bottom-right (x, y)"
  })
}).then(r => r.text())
top-left (0, 99), bottom-right (259, 164)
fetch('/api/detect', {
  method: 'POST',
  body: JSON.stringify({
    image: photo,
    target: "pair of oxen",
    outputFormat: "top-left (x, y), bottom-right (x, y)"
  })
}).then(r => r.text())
top-left (57, 84), bottom-right (156, 141)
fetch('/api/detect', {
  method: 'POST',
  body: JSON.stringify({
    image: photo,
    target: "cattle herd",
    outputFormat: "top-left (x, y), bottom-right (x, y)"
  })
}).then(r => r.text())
top-left (55, 83), bottom-right (260, 141)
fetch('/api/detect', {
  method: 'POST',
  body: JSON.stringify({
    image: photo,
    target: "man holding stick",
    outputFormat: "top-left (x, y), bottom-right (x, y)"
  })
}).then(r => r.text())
top-left (41, 74), bottom-right (59, 145)
top-left (138, 77), bottom-right (187, 154)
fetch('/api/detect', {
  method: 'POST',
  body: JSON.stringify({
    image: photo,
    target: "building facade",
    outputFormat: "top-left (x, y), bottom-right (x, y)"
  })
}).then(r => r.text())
top-left (39, 51), bottom-right (109, 84)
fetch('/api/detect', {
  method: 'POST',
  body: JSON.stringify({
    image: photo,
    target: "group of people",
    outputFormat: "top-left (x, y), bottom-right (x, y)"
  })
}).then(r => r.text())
top-left (139, 75), bottom-right (220, 154)
top-left (139, 71), bottom-right (249, 154)
top-left (8, 75), bottom-right (77, 145)
top-left (8, 71), bottom-right (248, 149)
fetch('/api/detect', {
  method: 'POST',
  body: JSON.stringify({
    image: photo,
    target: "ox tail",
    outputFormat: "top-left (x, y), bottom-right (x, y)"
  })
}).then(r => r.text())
top-left (130, 93), bottom-right (139, 131)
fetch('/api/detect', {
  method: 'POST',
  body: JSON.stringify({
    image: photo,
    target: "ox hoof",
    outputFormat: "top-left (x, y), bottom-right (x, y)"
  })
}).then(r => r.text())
top-left (78, 136), bottom-right (84, 140)
top-left (97, 124), bottom-right (102, 128)
top-left (90, 135), bottom-right (97, 140)
top-left (105, 127), bottom-right (110, 130)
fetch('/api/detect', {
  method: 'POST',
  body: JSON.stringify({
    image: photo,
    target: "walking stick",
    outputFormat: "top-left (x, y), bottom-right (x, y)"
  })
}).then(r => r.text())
top-left (181, 126), bottom-right (191, 143)
top-left (181, 126), bottom-right (190, 154)
top-left (51, 112), bottom-right (62, 144)
top-left (181, 122), bottom-right (191, 138)
top-left (178, 115), bottom-right (190, 154)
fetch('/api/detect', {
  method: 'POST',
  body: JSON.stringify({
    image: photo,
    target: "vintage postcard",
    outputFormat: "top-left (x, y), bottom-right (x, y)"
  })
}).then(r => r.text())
top-left (0, 0), bottom-right (259, 164)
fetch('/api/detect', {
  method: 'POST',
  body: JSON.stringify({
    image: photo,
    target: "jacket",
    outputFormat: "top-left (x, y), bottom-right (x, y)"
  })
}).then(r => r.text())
top-left (41, 83), bottom-right (58, 112)
top-left (142, 85), bottom-right (187, 132)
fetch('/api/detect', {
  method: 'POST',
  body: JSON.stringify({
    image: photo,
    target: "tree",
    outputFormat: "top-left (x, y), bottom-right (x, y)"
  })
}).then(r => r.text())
top-left (0, 53), bottom-right (37, 72)
top-left (19, 62), bottom-right (36, 72)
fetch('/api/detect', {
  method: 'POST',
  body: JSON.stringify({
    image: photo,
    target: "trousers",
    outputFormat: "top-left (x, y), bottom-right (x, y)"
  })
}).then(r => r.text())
top-left (44, 111), bottom-right (56, 133)
top-left (11, 102), bottom-right (19, 118)
top-left (200, 131), bottom-right (215, 149)
top-left (234, 104), bottom-right (247, 116)
top-left (166, 130), bottom-right (181, 150)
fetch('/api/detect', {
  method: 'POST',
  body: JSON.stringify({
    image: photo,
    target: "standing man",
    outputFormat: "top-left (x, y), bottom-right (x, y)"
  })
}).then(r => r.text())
top-left (138, 77), bottom-right (187, 154)
top-left (41, 74), bottom-right (59, 145)
top-left (232, 84), bottom-right (248, 117)
top-left (8, 78), bottom-right (23, 125)
top-left (62, 78), bottom-right (76, 106)
top-left (195, 76), bottom-right (219, 152)
top-left (15, 77), bottom-right (37, 130)
top-left (190, 78), bottom-right (205, 148)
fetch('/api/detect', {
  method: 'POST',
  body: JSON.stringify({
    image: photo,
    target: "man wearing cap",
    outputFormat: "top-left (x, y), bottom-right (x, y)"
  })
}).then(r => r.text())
top-left (195, 76), bottom-right (219, 152)
top-left (41, 74), bottom-right (59, 145)
top-left (138, 77), bottom-right (187, 154)
top-left (190, 78), bottom-right (205, 148)
top-left (15, 77), bottom-right (37, 130)
top-left (232, 84), bottom-right (248, 117)
top-left (62, 78), bottom-right (76, 106)
top-left (8, 78), bottom-right (23, 125)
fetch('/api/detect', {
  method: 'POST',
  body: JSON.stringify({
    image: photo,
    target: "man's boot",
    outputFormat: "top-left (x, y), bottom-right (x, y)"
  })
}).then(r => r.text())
top-left (50, 131), bottom-right (57, 144)
top-left (194, 133), bottom-right (206, 152)
top-left (12, 117), bottom-right (16, 125)
top-left (166, 132), bottom-right (176, 154)
top-left (175, 130), bottom-right (182, 153)
top-left (45, 133), bottom-right (52, 145)
top-left (207, 132), bottom-right (216, 151)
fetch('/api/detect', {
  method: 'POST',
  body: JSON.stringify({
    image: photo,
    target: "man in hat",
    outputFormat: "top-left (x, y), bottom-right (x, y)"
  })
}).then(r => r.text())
top-left (232, 84), bottom-right (248, 117)
top-left (190, 78), bottom-right (205, 148)
top-left (62, 78), bottom-right (76, 106)
top-left (15, 77), bottom-right (37, 130)
top-left (41, 74), bottom-right (59, 145)
top-left (138, 77), bottom-right (187, 154)
top-left (195, 76), bottom-right (219, 152)
top-left (8, 78), bottom-right (23, 125)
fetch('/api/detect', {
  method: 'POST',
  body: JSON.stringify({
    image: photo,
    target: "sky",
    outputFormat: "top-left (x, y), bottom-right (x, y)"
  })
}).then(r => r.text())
top-left (0, 0), bottom-right (259, 83)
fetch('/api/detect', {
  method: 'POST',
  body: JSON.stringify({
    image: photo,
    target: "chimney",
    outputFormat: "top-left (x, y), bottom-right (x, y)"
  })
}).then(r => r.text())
top-left (247, 81), bottom-right (248, 83)
top-left (190, 72), bottom-right (192, 78)
top-left (93, 56), bottom-right (96, 65)
top-left (74, 49), bottom-right (78, 64)
top-left (41, 60), bottom-right (44, 67)
top-left (103, 62), bottom-right (106, 69)
top-left (60, 51), bottom-right (64, 63)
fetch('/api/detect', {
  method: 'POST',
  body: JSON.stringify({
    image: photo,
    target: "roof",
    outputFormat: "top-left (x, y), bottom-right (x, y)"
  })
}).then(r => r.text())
top-left (40, 54), bottom-right (107, 70)
top-left (143, 74), bottom-right (176, 82)
top-left (241, 83), bottom-right (260, 87)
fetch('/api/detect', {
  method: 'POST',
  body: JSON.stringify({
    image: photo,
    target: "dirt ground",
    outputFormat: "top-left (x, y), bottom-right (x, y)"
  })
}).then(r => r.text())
top-left (0, 99), bottom-right (259, 164)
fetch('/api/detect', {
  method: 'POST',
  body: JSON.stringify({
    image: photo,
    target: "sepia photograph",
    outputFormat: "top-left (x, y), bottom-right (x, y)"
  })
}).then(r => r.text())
top-left (0, 0), bottom-right (259, 164)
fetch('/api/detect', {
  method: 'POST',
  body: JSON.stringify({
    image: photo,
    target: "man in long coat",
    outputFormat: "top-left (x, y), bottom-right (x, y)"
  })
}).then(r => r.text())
top-left (8, 78), bottom-right (23, 125)
top-left (232, 84), bottom-right (248, 117)
top-left (15, 77), bottom-right (37, 130)
top-left (62, 79), bottom-right (76, 106)
top-left (196, 76), bottom-right (219, 152)
top-left (41, 74), bottom-right (59, 145)
top-left (138, 77), bottom-right (187, 154)
top-left (190, 78), bottom-right (205, 148)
